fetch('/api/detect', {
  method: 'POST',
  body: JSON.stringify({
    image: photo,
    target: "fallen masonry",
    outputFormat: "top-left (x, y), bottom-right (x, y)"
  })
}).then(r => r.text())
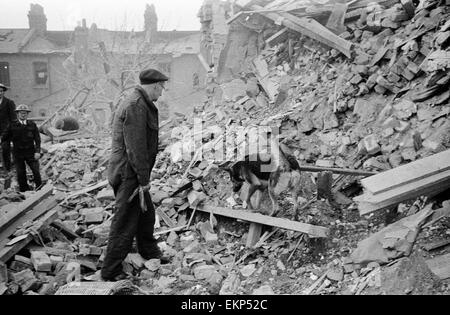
top-left (1, 0), bottom-right (450, 296)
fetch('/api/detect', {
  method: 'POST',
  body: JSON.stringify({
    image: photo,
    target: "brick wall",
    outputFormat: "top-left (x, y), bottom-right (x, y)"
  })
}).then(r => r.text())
top-left (0, 53), bottom-right (70, 116)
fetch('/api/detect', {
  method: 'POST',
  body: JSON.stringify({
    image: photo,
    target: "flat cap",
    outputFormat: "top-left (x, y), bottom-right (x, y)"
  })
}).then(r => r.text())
top-left (0, 83), bottom-right (9, 91)
top-left (139, 69), bottom-right (169, 85)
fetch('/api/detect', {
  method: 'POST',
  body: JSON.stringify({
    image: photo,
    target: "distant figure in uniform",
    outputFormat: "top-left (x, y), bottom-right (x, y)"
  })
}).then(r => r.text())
top-left (55, 116), bottom-right (80, 131)
top-left (2, 104), bottom-right (42, 192)
top-left (0, 83), bottom-right (17, 171)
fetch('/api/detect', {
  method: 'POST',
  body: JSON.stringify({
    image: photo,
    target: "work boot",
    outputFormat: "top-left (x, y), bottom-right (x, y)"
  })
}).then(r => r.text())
top-left (101, 272), bottom-right (129, 282)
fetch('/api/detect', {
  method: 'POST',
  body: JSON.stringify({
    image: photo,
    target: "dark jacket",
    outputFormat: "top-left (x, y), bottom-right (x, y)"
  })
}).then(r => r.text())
top-left (108, 86), bottom-right (159, 187)
top-left (0, 97), bottom-right (17, 134)
top-left (2, 120), bottom-right (41, 157)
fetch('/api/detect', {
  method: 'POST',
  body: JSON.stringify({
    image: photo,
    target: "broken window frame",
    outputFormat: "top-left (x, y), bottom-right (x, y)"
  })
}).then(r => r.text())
top-left (33, 61), bottom-right (49, 86)
top-left (0, 61), bottom-right (10, 87)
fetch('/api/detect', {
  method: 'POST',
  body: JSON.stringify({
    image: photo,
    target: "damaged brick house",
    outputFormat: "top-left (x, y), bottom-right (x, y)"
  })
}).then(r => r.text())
top-left (0, 3), bottom-right (208, 120)
top-left (0, 4), bottom-right (72, 118)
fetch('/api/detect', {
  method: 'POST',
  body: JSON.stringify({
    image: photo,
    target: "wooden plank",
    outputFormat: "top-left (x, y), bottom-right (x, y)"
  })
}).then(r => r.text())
top-left (356, 178), bottom-right (450, 215)
top-left (0, 207), bottom-right (61, 263)
top-left (156, 208), bottom-right (176, 228)
top-left (252, 56), bottom-right (278, 102)
top-left (42, 155), bottom-right (58, 174)
top-left (51, 221), bottom-right (79, 240)
top-left (265, 27), bottom-right (289, 46)
top-left (66, 180), bottom-right (109, 200)
top-left (298, 165), bottom-right (377, 176)
top-left (246, 223), bottom-right (263, 248)
top-left (250, 5), bottom-right (353, 58)
top-left (325, 2), bottom-right (348, 35)
top-left (26, 245), bottom-right (74, 257)
top-left (370, 46), bottom-right (390, 67)
top-left (423, 239), bottom-right (450, 252)
top-left (198, 205), bottom-right (329, 238)
top-left (154, 225), bottom-right (188, 236)
top-left (226, 11), bottom-right (246, 24)
top-left (0, 184), bottom-right (53, 234)
top-left (360, 170), bottom-right (450, 204)
top-left (0, 195), bottom-right (58, 249)
top-left (426, 253), bottom-right (450, 280)
top-left (423, 204), bottom-right (450, 228)
top-left (361, 149), bottom-right (450, 195)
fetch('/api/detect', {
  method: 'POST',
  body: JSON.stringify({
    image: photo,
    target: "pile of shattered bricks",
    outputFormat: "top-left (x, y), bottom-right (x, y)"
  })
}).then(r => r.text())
top-left (0, 0), bottom-right (450, 295)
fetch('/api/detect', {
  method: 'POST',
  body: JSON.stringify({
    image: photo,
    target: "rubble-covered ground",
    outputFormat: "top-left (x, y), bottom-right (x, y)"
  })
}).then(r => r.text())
top-left (1, 0), bottom-right (450, 295)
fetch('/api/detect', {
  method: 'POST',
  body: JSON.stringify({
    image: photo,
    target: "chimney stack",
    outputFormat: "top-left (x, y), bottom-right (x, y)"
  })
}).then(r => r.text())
top-left (144, 4), bottom-right (158, 43)
top-left (28, 4), bottom-right (47, 36)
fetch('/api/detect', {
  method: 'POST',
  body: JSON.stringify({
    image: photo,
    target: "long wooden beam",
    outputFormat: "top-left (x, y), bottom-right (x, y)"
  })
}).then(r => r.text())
top-left (0, 195), bottom-right (59, 249)
top-left (298, 165), bottom-right (377, 177)
top-left (361, 149), bottom-right (450, 195)
top-left (0, 207), bottom-right (61, 263)
top-left (0, 184), bottom-right (53, 234)
top-left (251, 5), bottom-right (353, 58)
top-left (198, 205), bottom-right (329, 238)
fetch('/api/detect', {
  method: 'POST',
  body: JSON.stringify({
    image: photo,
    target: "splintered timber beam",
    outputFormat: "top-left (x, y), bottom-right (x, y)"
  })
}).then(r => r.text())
top-left (198, 205), bottom-right (329, 238)
top-left (0, 207), bottom-right (61, 263)
top-left (0, 184), bottom-right (53, 234)
top-left (0, 194), bottom-right (61, 249)
top-left (251, 5), bottom-right (353, 58)
top-left (361, 149), bottom-right (450, 195)
top-left (66, 180), bottom-right (109, 200)
top-left (298, 165), bottom-right (377, 177)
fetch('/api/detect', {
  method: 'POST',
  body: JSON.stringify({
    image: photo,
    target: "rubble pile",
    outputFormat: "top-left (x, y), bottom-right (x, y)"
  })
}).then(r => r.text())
top-left (40, 138), bottom-right (111, 191)
top-left (1, 0), bottom-right (450, 295)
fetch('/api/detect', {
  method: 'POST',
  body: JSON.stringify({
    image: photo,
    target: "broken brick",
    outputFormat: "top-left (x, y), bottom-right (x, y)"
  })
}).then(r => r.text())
top-left (193, 265), bottom-right (216, 280)
top-left (387, 72), bottom-right (401, 83)
top-left (189, 168), bottom-right (203, 178)
top-left (407, 62), bottom-right (420, 74)
top-left (395, 121), bottom-right (410, 132)
top-left (376, 75), bottom-right (395, 91)
top-left (30, 252), bottom-right (52, 273)
top-left (11, 269), bottom-right (39, 292)
top-left (84, 212), bottom-right (104, 224)
top-left (402, 68), bottom-right (416, 81)
top-left (374, 84), bottom-right (387, 94)
top-left (363, 135), bottom-right (381, 155)
top-left (366, 73), bottom-right (378, 89)
top-left (350, 74), bottom-right (363, 85)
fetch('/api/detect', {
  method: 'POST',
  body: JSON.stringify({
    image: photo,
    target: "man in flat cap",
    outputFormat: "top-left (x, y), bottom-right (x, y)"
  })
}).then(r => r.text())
top-left (0, 83), bottom-right (17, 172)
top-left (101, 69), bottom-right (170, 281)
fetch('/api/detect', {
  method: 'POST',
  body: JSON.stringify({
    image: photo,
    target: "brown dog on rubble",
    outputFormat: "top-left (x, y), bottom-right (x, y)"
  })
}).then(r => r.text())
top-left (222, 142), bottom-right (306, 220)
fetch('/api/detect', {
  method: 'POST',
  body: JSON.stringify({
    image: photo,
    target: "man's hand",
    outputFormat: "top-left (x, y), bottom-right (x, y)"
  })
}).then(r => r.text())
top-left (139, 183), bottom-right (151, 193)
top-left (128, 184), bottom-right (151, 212)
top-left (34, 153), bottom-right (41, 160)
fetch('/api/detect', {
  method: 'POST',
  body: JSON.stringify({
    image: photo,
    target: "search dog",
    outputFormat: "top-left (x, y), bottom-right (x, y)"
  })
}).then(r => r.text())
top-left (222, 144), bottom-right (304, 219)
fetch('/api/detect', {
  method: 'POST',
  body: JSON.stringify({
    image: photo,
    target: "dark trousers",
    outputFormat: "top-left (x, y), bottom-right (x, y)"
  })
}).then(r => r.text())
top-left (101, 176), bottom-right (158, 280)
top-left (1, 141), bottom-right (12, 171)
top-left (14, 155), bottom-right (42, 192)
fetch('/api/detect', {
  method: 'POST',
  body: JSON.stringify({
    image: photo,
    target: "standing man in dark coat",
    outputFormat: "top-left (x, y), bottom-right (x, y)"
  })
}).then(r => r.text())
top-left (0, 83), bottom-right (17, 171)
top-left (101, 69), bottom-right (170, 281)
top-left (2, 104), bottom-right (42, 192)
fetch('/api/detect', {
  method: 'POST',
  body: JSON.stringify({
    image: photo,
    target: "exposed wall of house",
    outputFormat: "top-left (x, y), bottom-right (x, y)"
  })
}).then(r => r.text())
top-left (0, 53), bottom-right (69, 116)
top-left (163, 54), bottom-right (207, 116)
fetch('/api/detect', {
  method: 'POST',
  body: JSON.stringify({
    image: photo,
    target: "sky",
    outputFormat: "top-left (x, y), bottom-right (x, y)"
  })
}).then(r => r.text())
top-left (0, 0), bottom-right (205, 31)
